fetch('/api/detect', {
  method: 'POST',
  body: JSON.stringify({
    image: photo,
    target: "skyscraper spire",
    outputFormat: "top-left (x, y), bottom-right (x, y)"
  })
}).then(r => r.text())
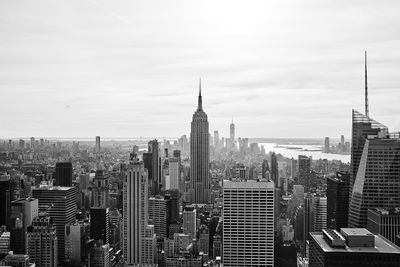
top-left (199, 77), bottom-right (201, 96)
top-left (197, 78), bottom-right (203, 111)
top-left (365, 51), bottom-right (369, 118)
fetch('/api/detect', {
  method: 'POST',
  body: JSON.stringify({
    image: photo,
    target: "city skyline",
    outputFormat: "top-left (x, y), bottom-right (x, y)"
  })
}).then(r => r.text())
top-left (1, 0), bottom-right (400, 138)
top-left (2, 1), bottom-right (400, 266)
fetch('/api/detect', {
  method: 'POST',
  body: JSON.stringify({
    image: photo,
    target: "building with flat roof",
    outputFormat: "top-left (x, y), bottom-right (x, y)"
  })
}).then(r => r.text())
top-left (367, 207), bottom-right (400, 244)
top-left (148, 196), bottom-right (167, 238)
top-left (298, 155), bottom-right (311, 191)
top-left (3, 253), bottom-right (35, 267)
top-left (10, 198), bottom-right (38, 254)
top-left (223, 179), bottom-right (274, 267)
top-left (327, 172), bottom-right (350, 230)
top-left (54, 162), bottom-right (72, 187)
top-left (32, 186), bottom-right (76, 263)
top-left (309, 228), bottom-right (400, 267)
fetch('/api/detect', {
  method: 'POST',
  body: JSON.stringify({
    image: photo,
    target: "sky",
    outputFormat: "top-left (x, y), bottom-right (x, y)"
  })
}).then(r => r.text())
top-left (1, 0), bottom-right (400, 139)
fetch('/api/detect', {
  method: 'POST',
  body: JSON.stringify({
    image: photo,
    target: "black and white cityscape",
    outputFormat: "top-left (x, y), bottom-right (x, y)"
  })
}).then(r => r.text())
top-left (1, 1), bottom-right (400, 267)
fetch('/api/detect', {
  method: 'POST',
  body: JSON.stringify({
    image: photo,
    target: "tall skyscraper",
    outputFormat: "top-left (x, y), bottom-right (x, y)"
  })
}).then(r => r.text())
top-left (298, 155), bottom-right (311, 191)
top-left (349, 110), bottom-right (387, 192)
top-left (54, 162), bottom-right (73, 187)
top-left (95, 136), bottom-right (101, 152)
top-left (165, 189), bottom-right (179, 224)
top-left (230, 118), bottom-right (235, 146)
top-left (148, 140), bottom-right (160, 196)
top-left (32, 186), bottom-right (77, 262)
top-left (348, 128), bottom-right (400, 228)
top-left (182, 207), bottom-right (197, 241)
top-left (123, 152), bottom-right (155, 265)
top-left (92, 169), bottom-right (110, 208)
top-left (213, 130), bottom-right (219, 148)
top-left (303, 193), bottom-right (314, 256)
top-left (270, 152), bottom-right (278, 186)
top-left (65, 221), bottom-right (90, 266)
top-left (168, 157), bottom-right (180, 190)
top-left (0, 176), bottom-right (11, 228)
top-left (324, 137), bottom-right (330, 152)
top-left (90, 207), bottom-right (110, 244)
top-left (27, 212), bottom-right (58, 267)
top-left (327, 172), bottom-right (350, 230)
top-left (223, 179), bottom-right (274, 267)
top-left (148, 196), bottom-right (167, 238)
top-left (313, 195), bottom-right (327, 232)
top-left (10, 198), bottom-right (39, 254)
top-left (190, 81), bottom-right (210, 204)
top-left (341, 135), bottom-right (345, 149)
top-left (261, 158), bottom-right (269, 179)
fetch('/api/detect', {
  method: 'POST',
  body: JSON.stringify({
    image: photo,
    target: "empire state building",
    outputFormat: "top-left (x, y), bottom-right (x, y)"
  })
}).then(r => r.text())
top-left (190, 80), bottom-right (210, 204)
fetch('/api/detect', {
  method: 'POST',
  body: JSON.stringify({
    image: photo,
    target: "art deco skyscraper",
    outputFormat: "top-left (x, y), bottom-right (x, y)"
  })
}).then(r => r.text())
top-left (123, 151), bottom-right (155, 265)
top-left (92, 169), bottom-right (110, 208)
top-left (27, 212), bottom-right (58, 267)
top-left (190, 80), bottom-right (210, 204)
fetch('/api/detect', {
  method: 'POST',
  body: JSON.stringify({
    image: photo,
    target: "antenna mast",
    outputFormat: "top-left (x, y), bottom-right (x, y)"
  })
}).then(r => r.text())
top-left (365, 51), bottom-right (369, 118)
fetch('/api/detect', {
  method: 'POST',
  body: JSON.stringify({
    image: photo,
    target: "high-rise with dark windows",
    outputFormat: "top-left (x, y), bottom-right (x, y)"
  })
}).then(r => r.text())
top-left (270, 152), bottom-right (278, 187)
top-left (298, 155), bottom-right (311, 191)
top-left (327, 172), bottom-right (350, 230)
top-left (54, 162), bottom-right (73, 187)
top-left (0, 176), bottom-right (11, 228)
top-left (148, 140), bottom-right (160, 196)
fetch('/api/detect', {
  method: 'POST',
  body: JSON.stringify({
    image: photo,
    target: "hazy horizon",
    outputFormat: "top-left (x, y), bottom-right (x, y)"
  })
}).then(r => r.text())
top-left (1, 0), bottom-right (400, 138)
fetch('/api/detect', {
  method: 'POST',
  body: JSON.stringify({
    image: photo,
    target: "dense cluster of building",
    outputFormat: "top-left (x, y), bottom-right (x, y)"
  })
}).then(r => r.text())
top-left (1, 76), bottom-right (400, 267)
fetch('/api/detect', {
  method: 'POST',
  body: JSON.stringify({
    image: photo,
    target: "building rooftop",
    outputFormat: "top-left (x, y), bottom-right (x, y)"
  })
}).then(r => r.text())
top-left (223, 179), bottom-right (274, 189)
top-left (310, 230), bottom-right (400, 254)
top-left (341, 228), bottom-right (372, 237)
top-left (33, 185), bottom-right (74, 191)
top-left (369, 207), bottom-right (400, 216)
top-left (12, 197), bottom-right (37, 203)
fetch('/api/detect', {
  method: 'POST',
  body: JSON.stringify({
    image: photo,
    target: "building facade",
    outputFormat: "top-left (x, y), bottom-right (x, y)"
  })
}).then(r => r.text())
top-left (123, 153), bottom-right (155, 265)
top-left (223, 179), bottom-right (274, 267)
top-left (27, 213), bottom-right (58, 267)
top-left (367, 207), bottom-right (400, 244)
top-left (32, 186), bottom-right (76, 263)
top-left (309, 228), bottom-right (400, 267)
top-left (327, 172), bottom-right (350, 230)
top-left (348, 132), bottom-right (400, 228)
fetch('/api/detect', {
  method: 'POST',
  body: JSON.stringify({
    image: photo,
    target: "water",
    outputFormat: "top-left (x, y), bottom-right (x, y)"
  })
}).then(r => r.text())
top-left (260, 143), bottom-right (350, 163)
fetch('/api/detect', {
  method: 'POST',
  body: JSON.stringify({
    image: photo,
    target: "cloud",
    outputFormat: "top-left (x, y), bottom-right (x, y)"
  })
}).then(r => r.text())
top-left (0, 0), bottom-right (400, 138)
